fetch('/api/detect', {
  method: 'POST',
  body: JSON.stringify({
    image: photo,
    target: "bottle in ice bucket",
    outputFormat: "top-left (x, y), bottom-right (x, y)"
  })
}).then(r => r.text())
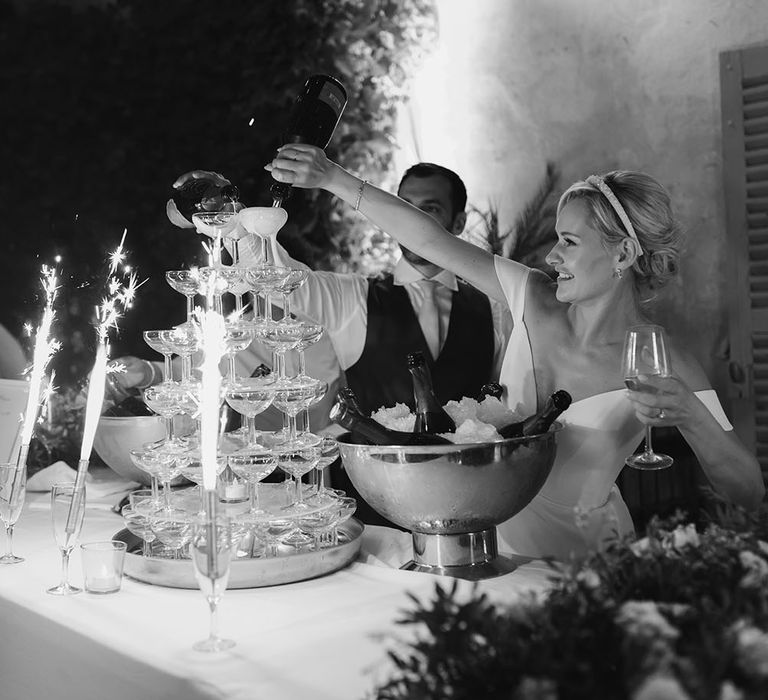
top-left (270, 74), bottom-right (348, 206)
top-left (407, 352), bottom-right (456, 435)
top-left (478, 382), bottom-right (504, 401)
top-left (497, 389), bottom-right (572, 439)
top-left (169, 176), bottom-right (240, 225)
top-left (330, 388), bottom-right (451, 446)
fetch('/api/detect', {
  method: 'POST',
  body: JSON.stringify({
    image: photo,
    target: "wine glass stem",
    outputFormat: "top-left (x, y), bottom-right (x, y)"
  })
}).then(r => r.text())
top-left (151, 476), bottom-right (160, 503)
top-left (283, 294), bottom-right (291, 321)
top-left (186, 296), bottom-right (194, 323)
top-left (182, 355), bottom-right (192, 382)
top-left (163, 354), bottom-right (173, 382)
top-left (5, 524), bottom-right (14, 557)
top-left (228, 355), bottom-right (236, 382)
top-left (59, 550), bottom-right (71, 587)
top-left (163, 480), bottom-right (172, 510)
top-left (298, 350), bottom-right (306, 378)
top-left (208, 597), bottom-right (220, 641)
top-left (142, 539), bottom-right (151, 557)
top-left (247, 416), bottom-right (258, 447)
top-left (643, 426), bottom-right (655, 457)
top-left (260, 236), bottom-right (268, 265)
top-left (249, 483), bottom-right (257, 512)
top-left (288, 415), bottom-right (298, 443)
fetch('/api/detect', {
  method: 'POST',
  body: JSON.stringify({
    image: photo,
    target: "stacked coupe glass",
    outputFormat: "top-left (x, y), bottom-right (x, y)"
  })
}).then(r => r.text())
top-left (120, 207), bottom-right (356, 648)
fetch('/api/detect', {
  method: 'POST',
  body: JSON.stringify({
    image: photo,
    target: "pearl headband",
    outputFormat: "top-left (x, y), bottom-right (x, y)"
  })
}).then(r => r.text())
top-left (586, 175), bottom-right (644, 257)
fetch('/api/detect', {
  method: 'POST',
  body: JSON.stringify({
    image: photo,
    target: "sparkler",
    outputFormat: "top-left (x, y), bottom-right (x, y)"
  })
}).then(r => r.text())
top-left (197, 268), bottom-right (227, 575)
top-left (66, 230), bottom-right (141, 532)
top-left (12, 265), bottom-right (61, 492)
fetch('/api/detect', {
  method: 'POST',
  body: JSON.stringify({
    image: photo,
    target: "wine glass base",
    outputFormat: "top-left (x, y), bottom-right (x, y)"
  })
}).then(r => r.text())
top-left (46, 583), bottom-right (82, 596)
top-left (625, 453), bottom-right (674, 471)
top-left (193, 636), bottom-right (236, 653)
top-left (0, 553), bottom-right (24, 565)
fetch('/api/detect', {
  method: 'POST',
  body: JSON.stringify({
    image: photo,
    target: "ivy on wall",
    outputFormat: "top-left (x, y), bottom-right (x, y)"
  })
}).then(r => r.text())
top-left (0, 0), bottom-right (436, 376)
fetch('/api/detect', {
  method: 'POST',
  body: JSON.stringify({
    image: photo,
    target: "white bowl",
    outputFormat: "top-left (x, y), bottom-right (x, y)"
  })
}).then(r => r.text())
top-left (92, 415), bottom-right (167, 485)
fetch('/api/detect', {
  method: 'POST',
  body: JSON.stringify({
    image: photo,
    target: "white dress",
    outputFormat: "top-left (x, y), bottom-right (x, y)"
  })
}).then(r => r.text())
top-left (493, 256), bottom-right (732, 561)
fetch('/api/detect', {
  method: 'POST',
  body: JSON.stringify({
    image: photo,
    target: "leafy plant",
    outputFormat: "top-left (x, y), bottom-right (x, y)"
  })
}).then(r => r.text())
top-left (373, 504), bottom-right (768, 700)
top-left (464, 162), bottom-right (560, 276)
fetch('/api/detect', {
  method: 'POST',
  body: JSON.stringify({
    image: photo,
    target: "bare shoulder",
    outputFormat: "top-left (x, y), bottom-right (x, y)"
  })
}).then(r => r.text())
top-left (667, 337), bottom-right (711, 391)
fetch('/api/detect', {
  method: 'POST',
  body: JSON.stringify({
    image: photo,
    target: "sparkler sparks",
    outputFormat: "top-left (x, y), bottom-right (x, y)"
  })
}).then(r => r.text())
top-left (198, 277), bottom-right (227, 492)
top-left (67, 233), bottom-right (142, 532)
top-left (15, 266), bottom-right (61, 475)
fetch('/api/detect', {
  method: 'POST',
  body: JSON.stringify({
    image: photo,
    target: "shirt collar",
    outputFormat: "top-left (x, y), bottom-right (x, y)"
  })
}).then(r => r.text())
top-left (393, 256), bottom-right (459, 291)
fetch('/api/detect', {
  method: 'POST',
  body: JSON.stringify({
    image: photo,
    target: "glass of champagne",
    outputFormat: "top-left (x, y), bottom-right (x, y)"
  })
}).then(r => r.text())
top-left (47, 483), bottom-right (86, 595)
top-left (190, 514), bottom-right (235, 652)
top-left (0, 463), bottom-right (26, 564)
top-left (623, 324), bottom-right (674, 470)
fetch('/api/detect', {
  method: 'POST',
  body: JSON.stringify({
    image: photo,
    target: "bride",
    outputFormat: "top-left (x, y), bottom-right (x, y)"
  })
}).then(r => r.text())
top-left (265, 143), bottom-right (764, 561)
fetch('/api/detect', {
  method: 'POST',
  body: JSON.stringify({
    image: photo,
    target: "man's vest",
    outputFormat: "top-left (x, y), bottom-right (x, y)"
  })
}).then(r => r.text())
top-left (344, 275), bottom-right (495, 415)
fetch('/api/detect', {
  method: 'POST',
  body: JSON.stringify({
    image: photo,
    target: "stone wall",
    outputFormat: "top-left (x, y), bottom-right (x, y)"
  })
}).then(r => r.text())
top-left (396, 0), bottom-right (768, 392)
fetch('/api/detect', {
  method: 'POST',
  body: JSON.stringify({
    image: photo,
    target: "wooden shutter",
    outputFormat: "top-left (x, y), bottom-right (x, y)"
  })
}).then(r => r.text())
top-left (720, 44), bottom-right (768, 475)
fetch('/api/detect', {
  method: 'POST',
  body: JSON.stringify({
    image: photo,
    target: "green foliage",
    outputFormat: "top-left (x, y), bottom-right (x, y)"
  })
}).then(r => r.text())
top-left (1, 0), bottom-right (436, 374)
top-left (373, 506), bottom-right (768, 700)
top-left (465, 162), bottom-right (560, 276)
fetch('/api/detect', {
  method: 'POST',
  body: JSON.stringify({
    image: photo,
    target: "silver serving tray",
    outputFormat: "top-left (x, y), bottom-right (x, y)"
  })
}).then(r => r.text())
top-left (114, 518), bottom-right (364, 589)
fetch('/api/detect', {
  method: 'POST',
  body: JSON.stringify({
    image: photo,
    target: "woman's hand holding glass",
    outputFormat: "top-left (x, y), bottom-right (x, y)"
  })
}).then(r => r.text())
top-left (623, 324), bottom-right (674, 470)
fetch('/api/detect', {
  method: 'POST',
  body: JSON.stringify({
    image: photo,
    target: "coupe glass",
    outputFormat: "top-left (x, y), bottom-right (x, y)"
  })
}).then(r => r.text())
top-left (244, 265), bottom-right (292, 325)
top-left (143, 329), bottom-right (175, 383)
top-left (47, 483), bottom-right (86, 595)
top-left (237, 206), bottom-right (288, 267)
top-left (160, 325), bottom-right (200, 384)
top-left (225, 375), bottom-right (277, 448)
top-left (223, 322), bottom-right (256, 384)
top-left (314, 436), bottom-right (340, 494)
top-left (165, 270), bottom-right (201, 323)
top-left (190, 514), bottom-right (235, 652)
top-left (623, 324), bottom-right (674, 470)
top-left (0, 463), bottom-right (26, 564)
top-left (275, 436), bottom-right (322, 508)
top-left (149, 506), bottom-right (193, 559)
top-left (228, 450), bottom-right (278, 514)
top-left (275, 268), bottom-right (309, 322)
top-left (192, 211), bottom-right (238, 268)
top-left (121, 505), bottom-right (156, 557)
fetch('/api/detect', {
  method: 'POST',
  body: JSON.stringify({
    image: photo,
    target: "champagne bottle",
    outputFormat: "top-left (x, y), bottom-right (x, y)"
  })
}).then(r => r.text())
top-left (498, 389), bottom-right (572, 439)
top-left (407, 352), bottom-right (456, 434)
top-left (169, 177), bottom-right (240, 226)
top-left (330, 388), bottom-right (452, 446)
top-left (478, 382), bottom-right (504, 401)
top-left (271, 74), bottom-right (348, 205)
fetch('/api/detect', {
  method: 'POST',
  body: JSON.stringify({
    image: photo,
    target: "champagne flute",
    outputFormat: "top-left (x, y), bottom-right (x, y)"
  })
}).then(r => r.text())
top-left (47, 483), bottom-right (86, 595)
top-left (623, 324), bottom-right (674, 470)
top-left (191, 514), bottom-right (235, 652)
top-left (0, 463), bottom-right (26, 564)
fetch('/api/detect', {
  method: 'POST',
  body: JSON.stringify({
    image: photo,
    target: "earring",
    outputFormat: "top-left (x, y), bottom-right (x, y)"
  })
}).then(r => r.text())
top-left (614, 267), bottom-right (623, 279)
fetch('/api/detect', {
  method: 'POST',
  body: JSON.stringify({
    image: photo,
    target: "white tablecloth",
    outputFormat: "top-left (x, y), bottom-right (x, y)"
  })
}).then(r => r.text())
top-left (0, 468), bottom-right (556, 700)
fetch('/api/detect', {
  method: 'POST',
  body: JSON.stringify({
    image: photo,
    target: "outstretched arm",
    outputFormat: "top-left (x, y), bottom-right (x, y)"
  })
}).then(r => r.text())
top-left (266, 143), bottom-right (507, 304)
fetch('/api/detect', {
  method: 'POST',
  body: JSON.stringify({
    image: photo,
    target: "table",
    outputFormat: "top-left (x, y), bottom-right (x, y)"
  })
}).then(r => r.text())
top-left (0, 467), bottom-right (555, 700)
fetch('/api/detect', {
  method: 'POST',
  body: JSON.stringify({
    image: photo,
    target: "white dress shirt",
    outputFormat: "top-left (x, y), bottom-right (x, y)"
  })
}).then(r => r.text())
top-left (238, 234), bottom-right (512, 379)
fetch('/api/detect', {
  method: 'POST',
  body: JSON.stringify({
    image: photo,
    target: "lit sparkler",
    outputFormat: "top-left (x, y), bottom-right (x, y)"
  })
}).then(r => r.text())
top-left (13, 266), bottom-right (61, 489)
top-left (197, 269), bottom-right (227, 575)
top-left (67, 231), bottom-right (142, 532)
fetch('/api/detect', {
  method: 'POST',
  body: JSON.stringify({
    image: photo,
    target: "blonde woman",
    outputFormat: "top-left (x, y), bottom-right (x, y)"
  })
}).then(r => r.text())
top-left (266, 144), bottom-right (764, 561)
